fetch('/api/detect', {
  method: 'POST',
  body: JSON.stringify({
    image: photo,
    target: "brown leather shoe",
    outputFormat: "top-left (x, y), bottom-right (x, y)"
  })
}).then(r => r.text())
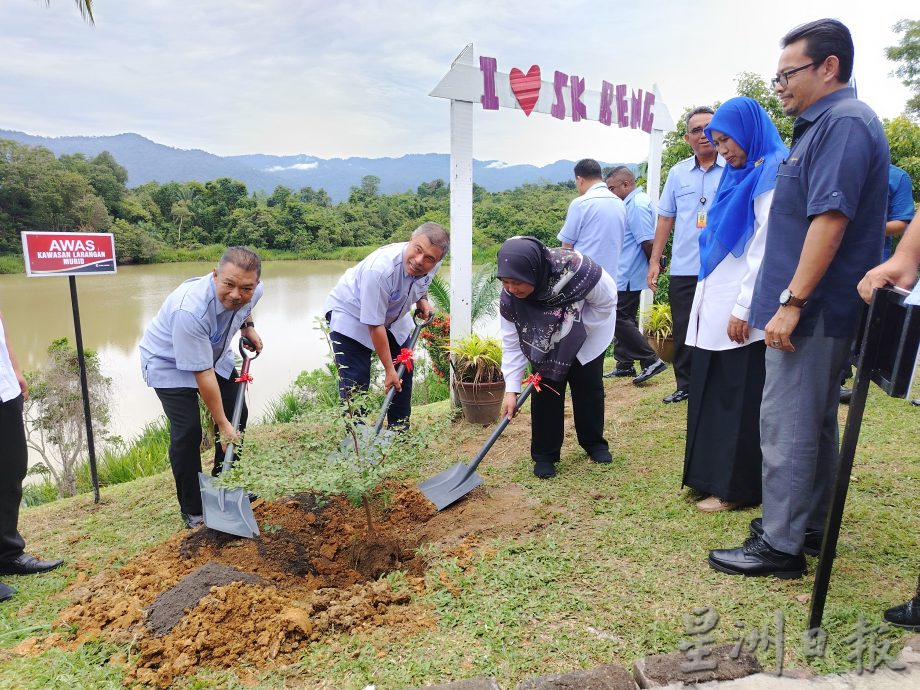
top-left (696, 496), bottom-right (741, 512)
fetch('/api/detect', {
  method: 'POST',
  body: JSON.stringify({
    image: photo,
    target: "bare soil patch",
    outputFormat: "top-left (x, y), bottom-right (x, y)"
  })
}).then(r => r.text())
top-left (17, 482), bottom-right (541, 687)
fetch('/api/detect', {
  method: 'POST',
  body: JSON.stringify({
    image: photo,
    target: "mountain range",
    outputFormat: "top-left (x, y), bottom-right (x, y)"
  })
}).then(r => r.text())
top-left (0, 129), bottom-right (634, 203)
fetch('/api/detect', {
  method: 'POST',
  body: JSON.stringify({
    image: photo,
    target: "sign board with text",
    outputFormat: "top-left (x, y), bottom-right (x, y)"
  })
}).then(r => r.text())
top-left (21, 231), bottom-right (117, 277)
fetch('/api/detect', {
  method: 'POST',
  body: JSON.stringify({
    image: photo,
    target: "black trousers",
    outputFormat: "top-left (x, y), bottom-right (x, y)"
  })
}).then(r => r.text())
top-left (614, 290), bottom-right (657, 369)
top-left (669, 275), bottom-right (698, 391)
top-left (155, 370), bottom-right (246, 516)
top-left (0, 395), bottom-right (27, 561)
top-left (530, 353), bottom-right (607, 464)
top-left (330, 330), bottom-right (413, 429)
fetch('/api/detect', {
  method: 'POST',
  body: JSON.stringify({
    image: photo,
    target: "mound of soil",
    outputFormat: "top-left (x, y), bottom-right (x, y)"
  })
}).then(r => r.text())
top-left (23, 482), bottom-right (541, 688)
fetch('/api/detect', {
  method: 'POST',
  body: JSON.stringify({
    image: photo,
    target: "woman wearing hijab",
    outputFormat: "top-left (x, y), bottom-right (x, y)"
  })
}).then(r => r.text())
top-left (497, 236), bottom-right (617, 479)
top-left (682, 97), bottom-right (787, 512)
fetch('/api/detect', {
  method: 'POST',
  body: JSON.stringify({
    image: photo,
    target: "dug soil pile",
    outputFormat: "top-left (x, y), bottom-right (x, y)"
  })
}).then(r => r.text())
top-left (20, 482), bottom-right (539, 687)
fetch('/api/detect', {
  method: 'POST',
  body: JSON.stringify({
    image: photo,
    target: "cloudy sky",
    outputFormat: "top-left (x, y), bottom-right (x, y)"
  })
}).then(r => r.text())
top-left (0, 0), bottom-right (913, 167)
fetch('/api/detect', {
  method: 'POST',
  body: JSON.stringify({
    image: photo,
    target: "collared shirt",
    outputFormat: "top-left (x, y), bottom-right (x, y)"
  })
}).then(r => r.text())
top-left (750, 87), bottom-right (889, 337)
top-left (324, 242), bottom-right (439, 350)
top-left (616, 187), bottom-right (656, 291)
top-left (556, 182), bottom-right (626, 277)
top-left (884, 165), bottom-right (916, 259)
top-left (658, 155), bottom-right (726, 276)
top-left (0, 318), bottom-right (21, 402)
top-left (500, 268), bottom-right (618, 393)
top-left (140, 273), bottom-right (264, 388)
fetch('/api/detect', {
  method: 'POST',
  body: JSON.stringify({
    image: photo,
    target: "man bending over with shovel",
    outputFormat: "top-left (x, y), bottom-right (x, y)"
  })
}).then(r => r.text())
top-left (324, 222), bottom-right (448, 430)
top-left (140, 247), bottom-right (264, 529)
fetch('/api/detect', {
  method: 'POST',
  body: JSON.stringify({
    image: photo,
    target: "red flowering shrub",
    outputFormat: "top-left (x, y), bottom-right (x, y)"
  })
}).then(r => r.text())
top-left (420, 313), bottom-right (451, 380)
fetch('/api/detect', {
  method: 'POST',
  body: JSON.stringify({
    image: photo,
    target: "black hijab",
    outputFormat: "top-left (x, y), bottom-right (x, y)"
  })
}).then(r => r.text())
top-left (497, 236), bottom-right (602, 382)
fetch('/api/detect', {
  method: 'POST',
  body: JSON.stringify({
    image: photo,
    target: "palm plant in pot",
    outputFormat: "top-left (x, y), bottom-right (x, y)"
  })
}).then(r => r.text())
top-left (642, 302), bottom-right (675, 363)
top-left (447, 333), bottom-right (505, 425)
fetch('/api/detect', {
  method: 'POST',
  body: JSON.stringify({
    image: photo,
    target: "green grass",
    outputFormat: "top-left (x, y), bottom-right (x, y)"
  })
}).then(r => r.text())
top-left (0, 254), bottom-right (25, 274)
top-left (2, 367), bottom-right (918, 689)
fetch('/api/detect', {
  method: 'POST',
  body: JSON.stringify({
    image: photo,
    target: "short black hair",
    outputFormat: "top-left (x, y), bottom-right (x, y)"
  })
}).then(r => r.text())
top-left (574, 158), bottom-right (602, 180)
top-left (605, 165), bottom-right (634, 182)
top-left (781, 18), bottom-right (853, 84)
top-left (684, 106), bottom-right (715, 131)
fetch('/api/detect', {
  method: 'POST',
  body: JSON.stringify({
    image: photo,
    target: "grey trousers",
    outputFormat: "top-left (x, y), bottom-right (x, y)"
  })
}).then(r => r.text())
top-left (760, 318), bottom-right (853, 555)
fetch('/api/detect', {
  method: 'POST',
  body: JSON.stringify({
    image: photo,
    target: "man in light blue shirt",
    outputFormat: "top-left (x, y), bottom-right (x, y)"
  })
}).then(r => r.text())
top-left (557, 158), bottom-right (626, 280)
top-left (140, 247), bottom-right (264, 528)
top-left (324, 223), bottom-right (448, 430)
top-left (648, 106), bottom-right (725, 403)
top-left (604, 166), bottom-right (666, 384)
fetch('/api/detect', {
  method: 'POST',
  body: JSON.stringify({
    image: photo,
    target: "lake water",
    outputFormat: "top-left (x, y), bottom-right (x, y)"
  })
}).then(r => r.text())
top-left (1, 260), bottom-right (500, 451)
top-left (0, 261), bottom-right (361, 445)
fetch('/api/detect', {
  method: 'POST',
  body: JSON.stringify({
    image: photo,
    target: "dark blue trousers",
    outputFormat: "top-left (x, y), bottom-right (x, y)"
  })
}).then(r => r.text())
top-left (330, 330), bottom-right (413, 429)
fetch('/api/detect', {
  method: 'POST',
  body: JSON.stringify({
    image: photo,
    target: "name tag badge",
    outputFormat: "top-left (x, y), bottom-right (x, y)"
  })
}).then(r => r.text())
top-left (390, 290), bottom-right (402, 301)
top-left (697, 211), bottom-right (707, 228)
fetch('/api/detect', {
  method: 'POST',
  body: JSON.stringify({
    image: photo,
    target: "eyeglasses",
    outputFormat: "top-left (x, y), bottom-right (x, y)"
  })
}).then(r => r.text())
top-left (771, 62), bottom-right (816, 88)
top-left (688, 126), bottom-right (707, 136)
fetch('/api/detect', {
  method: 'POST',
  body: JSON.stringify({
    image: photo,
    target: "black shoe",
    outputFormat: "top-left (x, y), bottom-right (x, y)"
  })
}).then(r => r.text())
top-left (839, 386), bottom-right (852, 405)
top-left (884, 597), bottom-right (920, 631)
top-left (533, 461), bottom-right (557, 479)
top-left (749, 517), bottom-right (824, 557)
top-left (911, 399), bottom-right (920, 407)
top-left (247, 492), bottom-right (259, 503)
top-left (0, 553), bottom-right (64, 576)
top-left (708, 535), bottom-right (806, 579)
top-left (588, 448), bottom-right (612, 464)
top-left (181, 512), bottom-right (205, 529)
top-left (633, 358), bottom-right (667, 385)
top-left (604, 365), bottom-right (635, 379)
top-left (0, 582), bottom-right (14, 602)
top-left (663, 389), bottom-right (689, 403)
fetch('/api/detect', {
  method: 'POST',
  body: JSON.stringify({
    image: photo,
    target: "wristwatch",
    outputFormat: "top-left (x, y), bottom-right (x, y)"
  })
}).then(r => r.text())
top-left (778, 289), bottom-right (807, 308)
top-left (241, 320), bottom-right (255, 329)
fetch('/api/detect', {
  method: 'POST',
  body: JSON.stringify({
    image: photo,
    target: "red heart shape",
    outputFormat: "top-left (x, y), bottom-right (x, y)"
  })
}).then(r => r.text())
top-left (509, 65), bottom-right (541, 116)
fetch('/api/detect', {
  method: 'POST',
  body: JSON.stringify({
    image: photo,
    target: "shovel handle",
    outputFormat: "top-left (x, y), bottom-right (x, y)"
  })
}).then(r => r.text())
top-left (372, 312), bottom-right (433, 434)
top-left (221, 336), bottom-right (257, 475)
top-left (455, 382), bottom-right (535, 484)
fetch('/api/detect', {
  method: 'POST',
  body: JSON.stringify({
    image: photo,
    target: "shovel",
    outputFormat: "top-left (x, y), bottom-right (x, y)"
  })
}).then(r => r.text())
top-left (336, 312), bottom-right (431, 463)
top-left (419, 381), bottom-right (535, 511)
top-left (198, 336), bottom-right (260, 539)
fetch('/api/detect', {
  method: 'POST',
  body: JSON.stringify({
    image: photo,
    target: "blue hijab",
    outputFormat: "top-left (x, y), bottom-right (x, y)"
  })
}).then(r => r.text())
top-left (698, 97), bottom-right (787, 279)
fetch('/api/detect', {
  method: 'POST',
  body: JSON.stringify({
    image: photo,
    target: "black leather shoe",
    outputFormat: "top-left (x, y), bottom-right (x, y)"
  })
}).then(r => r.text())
top-left (633, 358), bottom-right (667, 385)
top-left (533, 461), bottom-right (557, 479)
top-left (0, 553), bottom-right (64, 576)
top-left (604, 365), bottom-right (635, 378)
top-left (884, 597), bottom-right (920, 631)
top-left (708, 535), bottom-right (806, 579)
top-left (0, 582), bottom-right (15, 602)
top-left (588, 448), bottom-right (612, 464)
top-left (181, 512), bottom-right (205, 529)
top-left (839, 386), bottom-right (852, 405)
top-left (749, 517), bottom-right (824, 557)
top-left (663, 389), bottom-right (689, 403)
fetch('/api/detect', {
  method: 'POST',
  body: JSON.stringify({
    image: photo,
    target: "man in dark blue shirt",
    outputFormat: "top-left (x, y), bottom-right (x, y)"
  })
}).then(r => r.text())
top-left (709, 18), bottom-right (889, 578)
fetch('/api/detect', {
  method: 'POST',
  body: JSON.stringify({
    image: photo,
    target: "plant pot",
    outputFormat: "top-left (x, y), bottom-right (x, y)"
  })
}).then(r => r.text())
top-left (454, 380), bottom-right (506, 425)
top-left (646, 335), bottom-right (675, 363)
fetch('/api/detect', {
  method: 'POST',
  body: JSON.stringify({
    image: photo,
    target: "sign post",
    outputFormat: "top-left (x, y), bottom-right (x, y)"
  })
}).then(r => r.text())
top-left (21, 231), bottom-right (117, 504)
top-left (430, 46), bottom-right (675, 345)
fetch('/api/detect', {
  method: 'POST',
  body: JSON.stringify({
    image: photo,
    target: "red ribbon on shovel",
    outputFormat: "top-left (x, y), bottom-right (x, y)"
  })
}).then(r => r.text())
top-left (395, 347), bottom-right (414, 372)
top-left (523, 372), bottom-right (560, 395)
top-left (235, 372), bottom-right (254, 384)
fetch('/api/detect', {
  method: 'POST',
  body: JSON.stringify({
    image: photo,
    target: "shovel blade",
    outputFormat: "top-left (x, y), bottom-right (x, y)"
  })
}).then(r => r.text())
top-left (417, 462), bottom-right (485, 511)
top-left (198, 473), bottom-right (260, 539)
top-left (335, 424), bottom-right (397, 465)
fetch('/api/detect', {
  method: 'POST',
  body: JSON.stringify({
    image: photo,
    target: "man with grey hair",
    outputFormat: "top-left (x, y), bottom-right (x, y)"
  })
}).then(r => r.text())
top-left (647, 106), bottom-right (725, 403)
top-left (140, 246), bottom-right (265, 529)
top-left (325, 223), bottom-right (448, 431)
